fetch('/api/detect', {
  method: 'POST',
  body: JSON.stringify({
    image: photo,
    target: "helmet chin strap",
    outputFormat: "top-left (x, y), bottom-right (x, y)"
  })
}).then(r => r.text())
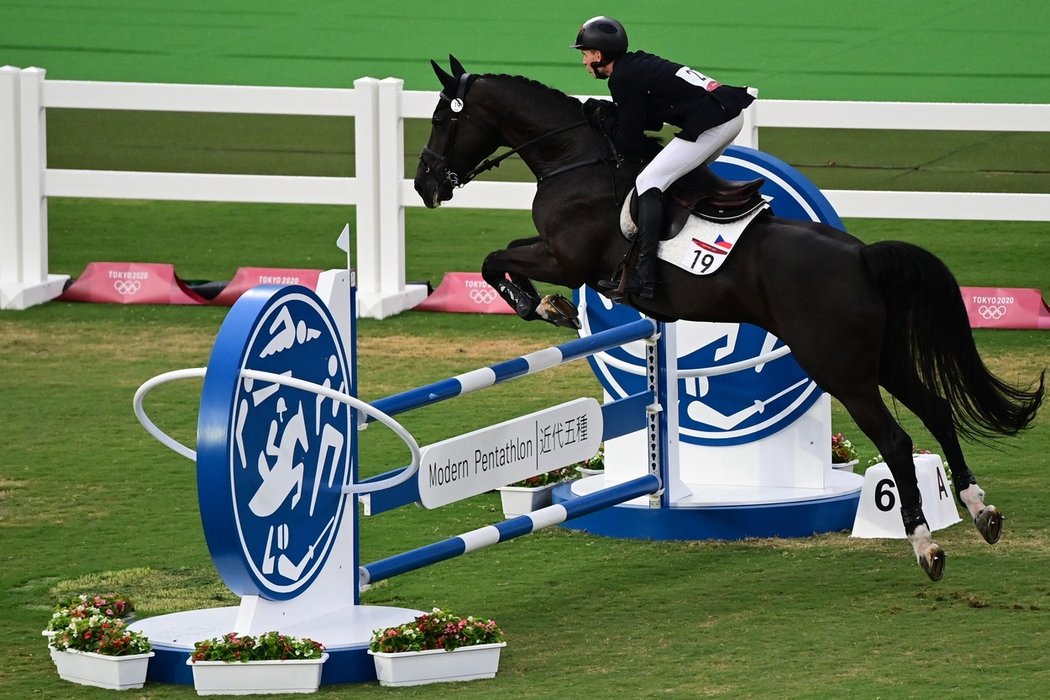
top-left (589, 60), bottom-right (611, 80)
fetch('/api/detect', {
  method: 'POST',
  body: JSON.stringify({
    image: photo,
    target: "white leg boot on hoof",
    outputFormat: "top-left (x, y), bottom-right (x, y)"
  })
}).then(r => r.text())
top-left (909, 524), bottom-right (946, 581)
top-left (959, 483), bottom-right (1002, 544)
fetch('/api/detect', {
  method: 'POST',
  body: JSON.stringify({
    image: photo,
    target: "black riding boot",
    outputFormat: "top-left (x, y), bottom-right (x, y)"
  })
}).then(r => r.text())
top-left (600, 188), bottom-right (661, 300)
top-left (629, 188), bottom-right (662, 300)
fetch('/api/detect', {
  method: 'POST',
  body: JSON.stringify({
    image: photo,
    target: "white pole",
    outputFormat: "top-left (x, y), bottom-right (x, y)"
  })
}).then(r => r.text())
top-left (377, 77), bottom-right (405, 298)
top-left (734, 87), bottom-right (760, 149)
top-left (352, 77), bottom-right (381, 309)
top-left (18, 68), bottom-right (46, 287)
top-left (2, 67), bottom-right (67, 309)
top-left (0, 66), bottom-right (22, 303)
top-left (356, 77), bottom-right (427, 319)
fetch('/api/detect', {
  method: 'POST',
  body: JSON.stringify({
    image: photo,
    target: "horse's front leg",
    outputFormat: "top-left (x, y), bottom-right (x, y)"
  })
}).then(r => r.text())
top-left (482, 237), bottom-right (544, 320)
top-left (482, 237), bottom-right (580, 329)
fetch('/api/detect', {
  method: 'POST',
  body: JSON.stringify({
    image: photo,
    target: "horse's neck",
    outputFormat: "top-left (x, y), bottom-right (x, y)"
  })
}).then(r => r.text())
top-left (481, 83), bottom-right (596, 175)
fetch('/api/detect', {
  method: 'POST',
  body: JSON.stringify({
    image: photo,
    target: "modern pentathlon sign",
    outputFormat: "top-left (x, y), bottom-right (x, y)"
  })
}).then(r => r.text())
top-left (416, 397), bottom-right (603, 509)
top-left (197, 285), bottom-right (352, 600)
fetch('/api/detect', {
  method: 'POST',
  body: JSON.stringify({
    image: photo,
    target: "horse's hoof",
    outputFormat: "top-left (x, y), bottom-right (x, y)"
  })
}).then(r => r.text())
top-left (539, 295), bottom-right (581, 329)
top-left (975, 505), bottom-right (1003, 545)
top-left (919, 544), bottom-right (946, 581)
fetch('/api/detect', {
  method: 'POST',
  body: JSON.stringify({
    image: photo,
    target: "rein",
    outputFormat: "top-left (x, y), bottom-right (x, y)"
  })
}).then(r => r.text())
top-left (463, 119), bottom-right (589, 185)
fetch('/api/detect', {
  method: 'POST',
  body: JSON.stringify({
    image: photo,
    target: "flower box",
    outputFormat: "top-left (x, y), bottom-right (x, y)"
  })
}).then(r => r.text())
top-left (52, 648), bottom-right (153, 690)
top-left (186, 654), bottom-right (328, 695)
top-left (497, 483), bottom-right (556, 517)
top-left (832, 459), bottom-right (859, 473)
top-left (369, 643), bottom-right (506, 687)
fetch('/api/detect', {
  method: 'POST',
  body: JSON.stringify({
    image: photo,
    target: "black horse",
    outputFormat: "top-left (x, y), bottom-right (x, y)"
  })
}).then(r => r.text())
top-left (413, 56), bottom-right (1044, 580)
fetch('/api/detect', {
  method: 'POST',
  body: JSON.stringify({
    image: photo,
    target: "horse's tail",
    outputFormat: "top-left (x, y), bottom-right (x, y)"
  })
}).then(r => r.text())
top-left (862, 240), bottom-right (1044, 439)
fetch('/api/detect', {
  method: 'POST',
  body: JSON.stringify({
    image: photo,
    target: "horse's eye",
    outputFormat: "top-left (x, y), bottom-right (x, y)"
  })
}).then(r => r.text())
top-left (432, 116), bottom-right (447, 126)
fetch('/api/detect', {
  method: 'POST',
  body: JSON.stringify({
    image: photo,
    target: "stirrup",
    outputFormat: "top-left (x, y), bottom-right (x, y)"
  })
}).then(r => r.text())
top-left (598, 271), bottom-right (630, 300)
top-left (632, 280), bottom-right (656, 301)
top-left (598, 271), bottom-right (654, 302)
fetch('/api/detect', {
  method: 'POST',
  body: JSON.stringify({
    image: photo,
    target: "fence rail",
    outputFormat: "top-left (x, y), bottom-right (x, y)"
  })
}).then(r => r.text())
top-left (3, 66), bottom-right (1049, 311)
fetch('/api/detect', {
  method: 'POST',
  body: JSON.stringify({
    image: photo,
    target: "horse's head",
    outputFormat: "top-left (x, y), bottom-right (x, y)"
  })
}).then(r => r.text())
top-left (414, 56), bottom-right (502, 208)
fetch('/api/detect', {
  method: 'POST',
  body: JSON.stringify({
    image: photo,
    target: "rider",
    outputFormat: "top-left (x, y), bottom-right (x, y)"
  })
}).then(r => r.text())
top-left (572, 16), bottom-right (755, 300)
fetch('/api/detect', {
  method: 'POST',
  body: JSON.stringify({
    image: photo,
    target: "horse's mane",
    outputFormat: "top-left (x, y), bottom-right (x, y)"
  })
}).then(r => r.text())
top-left (477, 73), bottom-right (583, 112)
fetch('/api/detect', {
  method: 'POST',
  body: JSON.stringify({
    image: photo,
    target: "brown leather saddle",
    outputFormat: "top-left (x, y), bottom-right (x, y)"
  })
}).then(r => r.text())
top-left (626, 166), bottom-right (767, 241)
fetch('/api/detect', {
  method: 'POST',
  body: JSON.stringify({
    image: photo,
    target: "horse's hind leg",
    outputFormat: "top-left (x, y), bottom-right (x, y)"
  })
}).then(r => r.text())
top-left (834, 385), bottom-right (947, 580)
top-left (482, 237), bottom-right (580, 329)
top-left (881, 367), bottom-right (1003, 544)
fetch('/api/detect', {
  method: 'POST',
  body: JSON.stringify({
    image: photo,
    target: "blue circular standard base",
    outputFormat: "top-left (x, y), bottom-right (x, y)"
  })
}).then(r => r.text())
top-left (552, 479), bottom-right (862, 541)
top-left (145, 643), bottom-right (376, 687)
top-left (132, 604), bottom-right (421, 687)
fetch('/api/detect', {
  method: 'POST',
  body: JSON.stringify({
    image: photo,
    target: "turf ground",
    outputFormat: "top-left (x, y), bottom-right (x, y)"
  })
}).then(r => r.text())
top-left (4, 0), bottom-right (1050, 102)
top-left (1, 3), bottom-right (1049, 698)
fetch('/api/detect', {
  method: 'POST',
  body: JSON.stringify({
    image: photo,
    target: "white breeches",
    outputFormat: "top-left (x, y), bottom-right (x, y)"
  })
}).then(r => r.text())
top-left (635, 112), bottom-right (746, 193)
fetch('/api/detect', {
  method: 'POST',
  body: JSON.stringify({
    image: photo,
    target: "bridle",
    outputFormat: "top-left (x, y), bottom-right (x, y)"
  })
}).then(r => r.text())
top-left (419, 72), bottom-right (589, 189)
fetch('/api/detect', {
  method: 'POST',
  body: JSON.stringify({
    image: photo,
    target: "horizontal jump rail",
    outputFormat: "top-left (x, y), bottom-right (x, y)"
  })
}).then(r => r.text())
top-left (368, 318), bottom-right (658, 419)
top-left (356, 319), bottom-right (658, 516)
top-left (359, 474), bottom-right (660, 586)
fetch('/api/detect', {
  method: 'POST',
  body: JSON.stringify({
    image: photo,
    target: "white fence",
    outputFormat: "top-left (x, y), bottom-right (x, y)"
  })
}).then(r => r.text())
top-left (2, 65), bottom-right (1049, 312)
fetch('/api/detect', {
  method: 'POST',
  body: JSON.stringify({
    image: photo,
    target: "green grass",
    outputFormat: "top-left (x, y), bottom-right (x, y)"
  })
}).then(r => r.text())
top-left (1, 303), bottom-right (1047, 699)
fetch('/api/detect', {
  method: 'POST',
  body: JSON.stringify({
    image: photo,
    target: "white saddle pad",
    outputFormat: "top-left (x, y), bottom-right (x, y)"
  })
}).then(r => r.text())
top-left (657, 202), bottom-right (769, 276)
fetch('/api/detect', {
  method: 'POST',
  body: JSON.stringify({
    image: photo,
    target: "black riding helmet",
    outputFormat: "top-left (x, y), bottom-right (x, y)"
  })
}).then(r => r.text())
top-left (571, 16), bottom-right (628, 68)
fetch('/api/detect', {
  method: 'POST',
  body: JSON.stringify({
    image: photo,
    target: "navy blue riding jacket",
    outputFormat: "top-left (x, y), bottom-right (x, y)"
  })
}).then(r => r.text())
top-left (607, 50), bottom-right (755, 157)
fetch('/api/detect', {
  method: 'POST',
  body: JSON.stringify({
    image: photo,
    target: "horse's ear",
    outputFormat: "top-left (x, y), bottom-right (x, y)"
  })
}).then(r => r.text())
top-left (448, 54), bottom-right (466, 78)
top-left (431, 59), bottom-right (457, 93)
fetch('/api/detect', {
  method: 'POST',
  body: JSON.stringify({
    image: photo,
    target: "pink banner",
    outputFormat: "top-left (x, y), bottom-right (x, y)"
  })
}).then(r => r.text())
top-left (960, 287), bottom-right (1050, 329)
top-left (210, 267), bottom-right (322, 306)
top-left (413, 272), bottom-right (513, 314)
top-left (59, 262), bottom-right (206, 305)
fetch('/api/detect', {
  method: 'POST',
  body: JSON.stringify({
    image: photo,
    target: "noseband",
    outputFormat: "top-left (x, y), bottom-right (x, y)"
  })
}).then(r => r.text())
top-left (420, 72), bottom-right (587, 189)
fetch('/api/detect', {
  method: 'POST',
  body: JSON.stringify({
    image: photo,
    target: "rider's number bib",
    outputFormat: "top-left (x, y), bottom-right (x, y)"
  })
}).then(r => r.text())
top-left (676, 66), bottom-right (721, 92)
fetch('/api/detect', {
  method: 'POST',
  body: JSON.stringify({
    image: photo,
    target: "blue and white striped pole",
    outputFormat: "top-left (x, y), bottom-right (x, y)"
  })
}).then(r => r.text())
top-left (369, 318), bottom-right (657, 419)
top-left (359, 473), bottom-right (660, 586)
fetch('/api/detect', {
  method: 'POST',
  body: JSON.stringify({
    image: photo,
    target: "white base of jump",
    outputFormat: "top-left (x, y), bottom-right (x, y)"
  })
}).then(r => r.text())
top-left (131, 604), bottom-right (421, 686)
top-left (0, 273), bottom-right (68, 310)
top-left (356, 284), bottom-right (429, 320)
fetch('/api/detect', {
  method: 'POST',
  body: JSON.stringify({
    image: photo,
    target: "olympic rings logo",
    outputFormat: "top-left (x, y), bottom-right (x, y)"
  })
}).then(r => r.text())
top-left (469, 288), bottom-right (498, 304)
top-left (113, 280), bottom-right (142, 296)
top-left (978, 305), bottom-right (1007, 320)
